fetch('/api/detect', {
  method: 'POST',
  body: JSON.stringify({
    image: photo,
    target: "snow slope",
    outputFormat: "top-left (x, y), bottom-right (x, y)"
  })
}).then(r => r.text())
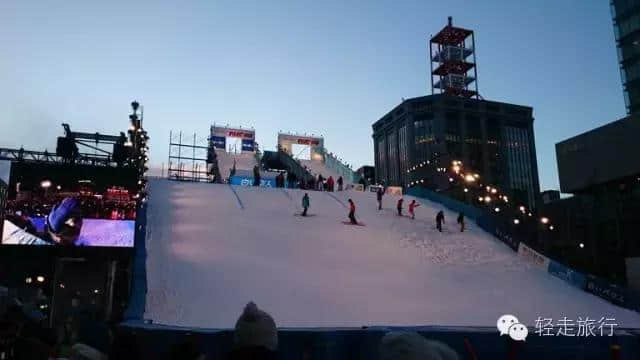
top-left (144, 179), bottom-right (640, 328)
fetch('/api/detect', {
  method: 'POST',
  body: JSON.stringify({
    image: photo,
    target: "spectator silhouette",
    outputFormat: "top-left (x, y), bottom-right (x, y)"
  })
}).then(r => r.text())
top-left (379, 331), bottom-right (459, 360)
top-left (229, 302), bottom-right (278, 360)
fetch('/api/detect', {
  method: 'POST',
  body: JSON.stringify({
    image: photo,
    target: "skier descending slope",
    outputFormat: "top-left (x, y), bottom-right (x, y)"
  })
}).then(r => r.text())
top-left (301, 193), bottom-right (310, 217)
top-left (457, 212), bottom-right (465, 232)
top-left (397, 198), bottom-right (404, 216)
top-left (436, 210), bottom-right (445, 232)
top-left (347, 199), bottom-right (358, 225)
top-left (376, 187), bottom-right (384, 210)
top-left (408, 200), bottom-right (420, 219)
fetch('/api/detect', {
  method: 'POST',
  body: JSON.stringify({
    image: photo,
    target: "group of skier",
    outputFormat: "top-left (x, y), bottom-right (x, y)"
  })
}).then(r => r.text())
top-left (394, 195), bottom-right (465, 232)
top-left (313, 174), bottom-right (343, 192)
top-left (300, 187), bottom-right (466, 231)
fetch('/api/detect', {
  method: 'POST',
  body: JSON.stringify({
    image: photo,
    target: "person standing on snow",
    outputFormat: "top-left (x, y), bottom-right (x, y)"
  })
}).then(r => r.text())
top-left (457, 212), bottom-right (465, 232)
top-left (408, 200), bottom-right (420, 219)
top-left (376, 187), bottom-right (384, 210)
top-left (327, 176), bottom-right (335, 192)
top-left (436, 210), bottom-right (445, 232)
top-left (348, 199), bottom-right (358, 224)
top-left (301, 193), bottom-right (310, 216)
top-left (397, 198), bottom-right (404, 216)
top-left (337, 176), bottom-right (343, 191)
top-left (253, 165), bottom-right (261, 187)
top-left (317, 174), bottom-right (324, 191)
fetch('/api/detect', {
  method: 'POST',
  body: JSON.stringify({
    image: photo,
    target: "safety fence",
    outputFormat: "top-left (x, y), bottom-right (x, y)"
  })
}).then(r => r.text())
top-left (407, 187), bottom-right (640, 313)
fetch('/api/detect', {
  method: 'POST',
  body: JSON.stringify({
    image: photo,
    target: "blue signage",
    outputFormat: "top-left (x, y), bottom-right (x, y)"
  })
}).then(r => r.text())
top-left (211, 136), bottom-right (226, 149)
top-left (241, 139), bottom-right (255, 152)
top-left (548, 260), bottom-right (587, 290)
top-left (230, 176), bottom-right (276, 188)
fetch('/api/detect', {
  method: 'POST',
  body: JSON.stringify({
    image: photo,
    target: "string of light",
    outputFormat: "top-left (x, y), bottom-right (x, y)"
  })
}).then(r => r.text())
top-left (406, 157), bottom-right (554, 231)
top-left (127, 101), bottom-right (149, 204)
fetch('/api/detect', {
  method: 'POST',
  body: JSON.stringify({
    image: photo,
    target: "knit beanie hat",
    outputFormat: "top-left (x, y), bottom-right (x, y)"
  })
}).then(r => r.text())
top-left (379, 331), bottom-right (459, 360)
top-left (233, 301), bottom-right (278, 351)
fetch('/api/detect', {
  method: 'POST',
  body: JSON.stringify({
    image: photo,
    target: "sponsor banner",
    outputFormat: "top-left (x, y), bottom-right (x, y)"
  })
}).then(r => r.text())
top-left (353, 184), bottom-right (364, 191)
top-left (211, 126), bottom-right (255, 139)
top-left (385, 186), bottom-right (403, 196)
top-left (277, 134), bottom-right (323, 146)
top-left (518, 243), bottom-right (550, 270)
top-left (368, 185), bottom-right (383, 193)
top-left (548, 260), bottom-right (587, 290)
top-left (211, 136), bottom-right (226, 149)
top-left (584, 275), bottom-right (640, 310)
top-left (241, 139), bottom-right (255, 152)
top-left (229, 176), bottom-right (275, 188)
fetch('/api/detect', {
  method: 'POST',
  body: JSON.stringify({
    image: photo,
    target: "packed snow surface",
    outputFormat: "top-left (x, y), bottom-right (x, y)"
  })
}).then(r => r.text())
top-left (144, 179), bottom-right (640, 328)
top-left (216, 150), bottom-right (257, 181)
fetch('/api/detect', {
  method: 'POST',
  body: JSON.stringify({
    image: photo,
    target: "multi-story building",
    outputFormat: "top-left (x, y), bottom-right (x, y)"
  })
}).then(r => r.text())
top-left (356, 165), bottom-right (375, 185)
top-left (611, 0), bottom-right (640, 114)
top-left (372, 94), bottom-right (540, 208)
top-left (549, 115), bottom-right (640, 285)
top-left (372, 18), bottom-right (541, 208)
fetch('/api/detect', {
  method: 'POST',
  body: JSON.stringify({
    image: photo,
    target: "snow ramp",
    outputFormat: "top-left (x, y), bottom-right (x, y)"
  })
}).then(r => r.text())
top-left (144, 179), bottom-right (640, 328)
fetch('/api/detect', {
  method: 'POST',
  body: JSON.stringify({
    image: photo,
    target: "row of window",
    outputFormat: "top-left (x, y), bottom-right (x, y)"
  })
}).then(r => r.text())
top-left (622, 60), bottom-right (640, 84)
top-left (398, 126), bottom-right (409, 185)
top-left (612, 0), bottom-right (640, 19)
top-left (503, 126), bottom-right (536, 207)
top-left (615, 11), bottom-right (640, 40)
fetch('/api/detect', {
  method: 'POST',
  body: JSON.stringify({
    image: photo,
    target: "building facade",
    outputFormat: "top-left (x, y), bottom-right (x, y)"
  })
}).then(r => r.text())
top-left (372, 94), bottom-right (540, 208)
top-left (611, 0), bottom-right (640, 114)
top-left (549, 115), bottom-right (640, 285)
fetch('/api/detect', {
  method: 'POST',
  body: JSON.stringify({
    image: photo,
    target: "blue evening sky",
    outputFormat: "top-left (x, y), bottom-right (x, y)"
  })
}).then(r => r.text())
top-left (0, 0), bottom-right (624, 191)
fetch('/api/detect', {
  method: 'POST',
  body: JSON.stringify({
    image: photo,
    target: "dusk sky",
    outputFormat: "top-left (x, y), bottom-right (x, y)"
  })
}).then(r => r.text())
top-left (0, 0), bottom-right (624, 191)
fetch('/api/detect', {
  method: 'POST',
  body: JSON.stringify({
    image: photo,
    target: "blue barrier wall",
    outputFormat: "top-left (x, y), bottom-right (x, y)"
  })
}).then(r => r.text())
top-left (548, 260), bottom-right (587, 290)
top-left (119, 322), bottom-right (640, 360)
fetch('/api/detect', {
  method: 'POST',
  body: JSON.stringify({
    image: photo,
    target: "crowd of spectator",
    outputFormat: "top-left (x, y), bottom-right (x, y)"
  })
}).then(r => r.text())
top-left (1, 297), bottom-right (459, 359)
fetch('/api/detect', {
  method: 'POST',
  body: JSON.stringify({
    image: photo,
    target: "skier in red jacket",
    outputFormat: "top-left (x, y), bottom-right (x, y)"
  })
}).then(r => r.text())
top-left (348, 199), bottom-right (357, 224)
top-left (408, 200), bottom-right (420, 219)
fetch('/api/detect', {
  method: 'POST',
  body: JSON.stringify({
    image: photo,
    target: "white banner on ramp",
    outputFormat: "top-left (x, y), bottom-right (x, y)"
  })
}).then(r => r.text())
top-left (518, 243), bottom-right (550, 270)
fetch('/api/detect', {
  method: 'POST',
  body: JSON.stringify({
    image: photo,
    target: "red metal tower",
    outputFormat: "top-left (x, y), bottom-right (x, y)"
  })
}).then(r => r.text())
top-left (430, 17), bottom-right (479, 99)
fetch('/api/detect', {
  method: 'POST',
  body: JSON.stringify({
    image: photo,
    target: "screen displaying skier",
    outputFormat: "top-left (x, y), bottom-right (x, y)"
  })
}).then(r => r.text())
top-left (1, 162), bottom-right (135, 247)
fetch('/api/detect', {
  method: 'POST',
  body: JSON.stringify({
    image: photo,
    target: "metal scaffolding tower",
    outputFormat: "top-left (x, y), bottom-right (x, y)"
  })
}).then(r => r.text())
top-left (430, 16), bottom-right (480, 99)
top-left (167, 131), bottom-right (213, 182)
